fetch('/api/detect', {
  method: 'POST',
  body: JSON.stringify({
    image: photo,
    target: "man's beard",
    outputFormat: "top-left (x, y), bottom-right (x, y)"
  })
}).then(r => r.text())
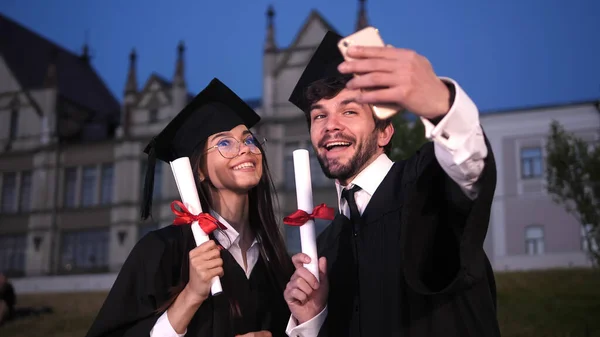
top-left (316, 132), bottom-right (379, 182)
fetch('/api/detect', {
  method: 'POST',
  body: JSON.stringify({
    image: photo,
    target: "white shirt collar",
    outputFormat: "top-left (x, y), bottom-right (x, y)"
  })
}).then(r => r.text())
top-left (209, 210), bottom-right (258, 250)
top-left (335, 153), bottom-right (394, 211)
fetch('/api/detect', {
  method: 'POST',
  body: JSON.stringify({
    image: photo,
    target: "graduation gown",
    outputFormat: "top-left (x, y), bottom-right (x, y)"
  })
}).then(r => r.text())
top-left (316, 139), bottom-right (501, 337)
top-left (85, 224), bottom-right (290, 337)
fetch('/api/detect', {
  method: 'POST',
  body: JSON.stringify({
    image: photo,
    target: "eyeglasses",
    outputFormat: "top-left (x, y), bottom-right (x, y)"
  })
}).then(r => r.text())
top-left (205, 134), bottom-right (266, 159)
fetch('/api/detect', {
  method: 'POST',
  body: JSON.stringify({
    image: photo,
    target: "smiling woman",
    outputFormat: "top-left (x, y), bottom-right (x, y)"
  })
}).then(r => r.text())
top-left (85, 78), bottom-right (293, 337)
top-left (200, 126), bottom-right (265, 194)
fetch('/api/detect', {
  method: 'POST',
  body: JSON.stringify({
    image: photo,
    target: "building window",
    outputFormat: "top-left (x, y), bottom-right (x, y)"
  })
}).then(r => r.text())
top-left (308, 146), bottom-right (332, 188)
top-left (1, 172), bottom-right (17, 213)
top-left (284, 142), bottom-right (301, 191)
top-left (59, 229), bottom-right (110, 274)
top-left (9, 108), bottom-right (18, 140)
top-left (100, 164), bottom-right (114, 205)
top-left (80, 165), bottom-right (97, 207)
top-left (525, 225), bottom-right (545, 255)
top-left (63, 167), bottom-right (77, 208)
top-left (581, 224), bottom-right (598, 252)
top-left (0, 234), bottom-right (26, 277)
top-left (154, 162), bottom-right (162, 200)
top-left (520, 147), bottom-right (543, 179)
top-left (148, 109), bottom-right (158, 123)
top-left (284, 155), bottom-right (295, 190)
top-left (19, 171), bottom-right (32, 211)
top-left (140, 160), bottom-right (163, 201)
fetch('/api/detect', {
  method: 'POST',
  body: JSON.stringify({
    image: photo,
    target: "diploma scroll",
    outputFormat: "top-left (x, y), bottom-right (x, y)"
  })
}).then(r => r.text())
top-left (292, 149), bottom-right (320, 281)
top-left (170, 157), bottom-right (223, 296)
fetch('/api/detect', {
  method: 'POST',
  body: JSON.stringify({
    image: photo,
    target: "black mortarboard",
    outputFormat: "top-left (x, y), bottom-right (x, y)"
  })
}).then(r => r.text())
top-left (140, 78), bottom-right (261, 220)
top-left (288, 31), bottom-right (345, 112)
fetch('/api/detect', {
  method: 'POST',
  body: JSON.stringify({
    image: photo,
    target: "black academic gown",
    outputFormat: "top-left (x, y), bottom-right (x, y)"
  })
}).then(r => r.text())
top-left (317, 138), bottom-right (501, 337)
top-left (85, 224), bottom-right (290, 337)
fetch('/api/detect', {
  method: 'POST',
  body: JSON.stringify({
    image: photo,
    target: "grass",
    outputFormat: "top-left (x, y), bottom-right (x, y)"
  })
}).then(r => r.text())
top-left (1, 268), bottom-right (599, 337)
top-left (0, 292), bottom-right (107, 337)
top-left (495, 268), bottom-right (600, 336)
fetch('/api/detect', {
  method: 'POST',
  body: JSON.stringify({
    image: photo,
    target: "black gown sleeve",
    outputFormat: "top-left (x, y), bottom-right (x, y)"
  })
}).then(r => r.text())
top-left (85, 231), bottom-right (180, 337)
top-left (401, 133), bottom-right (497, 296)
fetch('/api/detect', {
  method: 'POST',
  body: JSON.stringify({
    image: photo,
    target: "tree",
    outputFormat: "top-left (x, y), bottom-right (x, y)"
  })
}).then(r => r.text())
top-left (389, 112), bottom-right (428, 162)
top-left (545, 120), bottom-right (600, 266)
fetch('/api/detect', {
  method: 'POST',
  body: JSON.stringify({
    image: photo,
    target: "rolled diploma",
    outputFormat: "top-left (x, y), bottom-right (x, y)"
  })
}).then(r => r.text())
top-left (292, 149), bottom-right (319, 281)
top-left (170, 157), bottom-right (223, 295)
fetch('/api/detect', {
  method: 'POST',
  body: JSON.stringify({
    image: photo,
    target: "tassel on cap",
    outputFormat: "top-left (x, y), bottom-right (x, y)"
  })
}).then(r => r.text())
top-left (141, 137), bottom-right (157, 220)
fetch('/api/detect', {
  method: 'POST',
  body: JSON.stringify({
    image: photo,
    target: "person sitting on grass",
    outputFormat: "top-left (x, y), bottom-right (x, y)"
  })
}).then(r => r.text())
top-left (0, 273), bottom-right (16, 326)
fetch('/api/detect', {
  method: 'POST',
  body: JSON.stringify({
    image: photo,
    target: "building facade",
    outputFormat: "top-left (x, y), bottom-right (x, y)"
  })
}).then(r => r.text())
top-left (255, 3), bottom-right (600, 270)
top-left (0, 2), bottom-right (598, 293)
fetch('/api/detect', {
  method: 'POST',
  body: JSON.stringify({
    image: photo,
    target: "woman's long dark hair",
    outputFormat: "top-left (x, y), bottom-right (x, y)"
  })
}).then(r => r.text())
top-left (156, 132), bottom-right (294, 313)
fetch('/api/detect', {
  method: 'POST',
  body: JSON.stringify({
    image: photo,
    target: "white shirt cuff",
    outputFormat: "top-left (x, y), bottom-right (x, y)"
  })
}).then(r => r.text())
top-left (421, 77), bottom-right (487, 198)
top-left (285, 306), bottom-right (328, 337)
top-left (150, 311), bottom-right (187, 337)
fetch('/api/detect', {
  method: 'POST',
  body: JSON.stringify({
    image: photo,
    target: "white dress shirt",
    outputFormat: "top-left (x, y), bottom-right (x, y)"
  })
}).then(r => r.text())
top-left (149, 211), bottom-right (260, 337)
top-left (285, 77), bottom-right (488, 337)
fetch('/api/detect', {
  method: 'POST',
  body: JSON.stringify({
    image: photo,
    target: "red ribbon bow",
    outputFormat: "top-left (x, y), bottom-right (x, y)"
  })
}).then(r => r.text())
top-left (283, 203), bottom-right (335, 226)
top-left (170, 200), bottom-right (226, 234)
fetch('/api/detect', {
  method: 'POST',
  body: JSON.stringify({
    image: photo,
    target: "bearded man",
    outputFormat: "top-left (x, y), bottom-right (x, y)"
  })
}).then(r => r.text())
top-left (282, 31), bottom-right (501, 337)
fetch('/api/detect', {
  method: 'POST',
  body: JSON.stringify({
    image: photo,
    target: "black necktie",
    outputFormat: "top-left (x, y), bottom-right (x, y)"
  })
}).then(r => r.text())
top-left (342, 185), bottom-right (362, 235)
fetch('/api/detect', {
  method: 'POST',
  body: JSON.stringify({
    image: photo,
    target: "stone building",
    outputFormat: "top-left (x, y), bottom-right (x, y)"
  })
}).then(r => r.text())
top-left (0, 1), bottom-right (598, 293)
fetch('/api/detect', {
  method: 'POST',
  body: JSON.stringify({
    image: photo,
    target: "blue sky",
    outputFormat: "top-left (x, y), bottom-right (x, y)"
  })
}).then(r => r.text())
top-left (1, 0), bottom-right (598, 112)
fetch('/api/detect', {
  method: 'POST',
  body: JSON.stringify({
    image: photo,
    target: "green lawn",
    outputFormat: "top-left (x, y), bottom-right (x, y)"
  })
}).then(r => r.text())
top-left (496, 268), bottom-right (600, 336)
top-left (1, 268), bottom-right (599, 337)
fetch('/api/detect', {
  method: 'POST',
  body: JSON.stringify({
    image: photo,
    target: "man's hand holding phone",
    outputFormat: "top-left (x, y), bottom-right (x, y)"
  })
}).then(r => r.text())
top-left (337, 27), bottom-right (451, 121)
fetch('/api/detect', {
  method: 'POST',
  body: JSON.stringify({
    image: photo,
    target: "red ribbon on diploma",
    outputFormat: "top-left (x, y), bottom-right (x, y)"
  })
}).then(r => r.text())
top-left (283, 203), bottom-right (335, 226)
top-left (170, 200), bottom-right (226, 234)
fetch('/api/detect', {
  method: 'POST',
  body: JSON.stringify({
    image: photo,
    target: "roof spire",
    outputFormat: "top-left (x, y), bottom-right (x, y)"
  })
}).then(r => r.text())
top-left (124, 48), bottom-right (138, 94)
top-left (355, 0), bottom-right (369, 32)
top-left (265, 5), bottom-right (276, 51)
top-left (173, 41), bottom-right (186, 87)
top-left (81, 29), bottom-right (91, 63)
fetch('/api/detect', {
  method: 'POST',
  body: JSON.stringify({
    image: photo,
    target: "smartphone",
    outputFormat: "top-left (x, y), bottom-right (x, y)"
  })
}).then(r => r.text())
top-left (338, 27), bottom-right (400, 120)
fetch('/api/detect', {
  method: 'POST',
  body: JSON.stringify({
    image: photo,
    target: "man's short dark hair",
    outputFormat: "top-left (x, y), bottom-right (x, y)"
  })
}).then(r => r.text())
top-left (303, 75), bottom-right (393, 155)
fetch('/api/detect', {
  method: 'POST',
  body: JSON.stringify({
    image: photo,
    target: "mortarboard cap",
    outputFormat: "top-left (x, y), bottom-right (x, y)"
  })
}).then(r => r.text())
top-left (140, 77), bottom-right (261, 220)
top-left (288, 31), bottom-right (345, 112)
